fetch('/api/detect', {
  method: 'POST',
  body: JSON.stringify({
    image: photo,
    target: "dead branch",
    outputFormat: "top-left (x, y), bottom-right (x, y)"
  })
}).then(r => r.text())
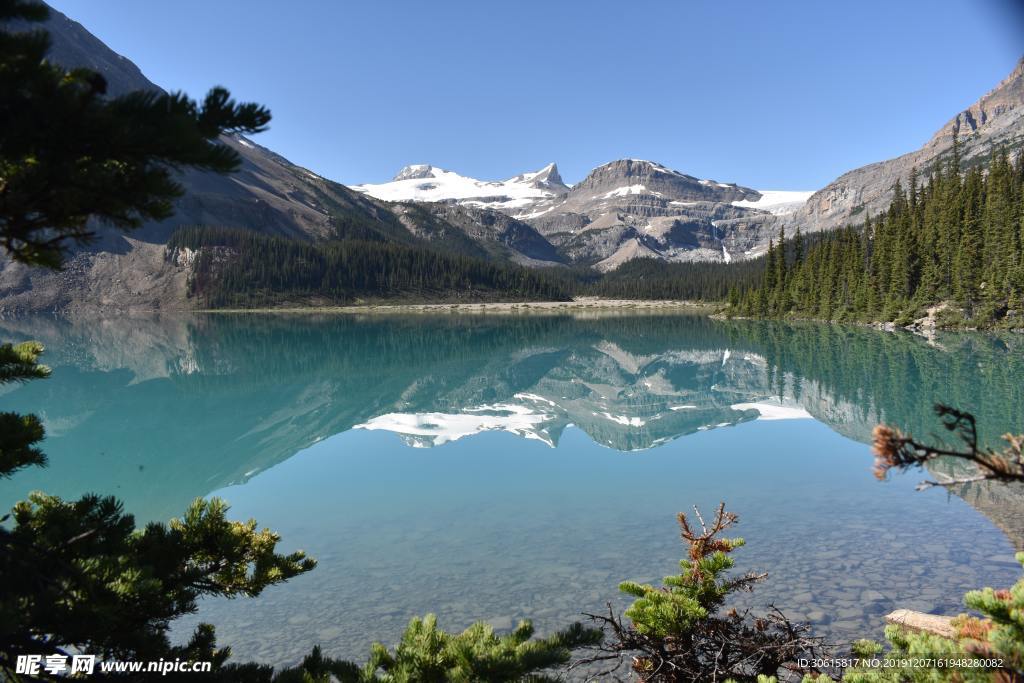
top-left (872, 404), bottom-right (1024, 490)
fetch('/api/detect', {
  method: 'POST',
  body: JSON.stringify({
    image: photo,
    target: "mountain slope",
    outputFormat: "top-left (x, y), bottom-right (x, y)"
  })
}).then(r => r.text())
top-left (795, 58), bottom-right (1024, 232)
top-left (18, 4), bottom-right (393, 245)
top-left (0, 4), bottom-right (564, 313)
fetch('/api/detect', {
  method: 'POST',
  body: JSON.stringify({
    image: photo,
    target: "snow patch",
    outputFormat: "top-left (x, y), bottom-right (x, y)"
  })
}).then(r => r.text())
top-left (732, 190), bottom-right (814, 216)
top-left (602, 184), bottom-right (649, 199)
top-left (729, 402), bottom-right (813, 421)
top-left (598, 412), bottom-right (646, 427)
top-left (517, 206), bottom-right (555, 220)
top-left (353, 163), bottom-right (565, 215)
top-left (354, 403), bottom-right (553, 447)
top-left (514, 392), bottom-right (558, 407)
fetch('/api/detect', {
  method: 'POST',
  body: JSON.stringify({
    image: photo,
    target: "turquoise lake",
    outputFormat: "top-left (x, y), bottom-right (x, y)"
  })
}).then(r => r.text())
top-left (2, 313), bottom-right (1023, 668)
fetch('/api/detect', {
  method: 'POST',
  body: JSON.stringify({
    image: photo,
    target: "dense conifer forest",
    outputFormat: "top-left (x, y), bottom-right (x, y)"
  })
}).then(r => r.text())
top-left (168, 227), bottom-right (573, 307)
top-left (167, 227), bottom-right (766, 307)
top-left (732, 145), bottom-right (1024, 326)
top-left (585, 257), bottom-right (764, 300)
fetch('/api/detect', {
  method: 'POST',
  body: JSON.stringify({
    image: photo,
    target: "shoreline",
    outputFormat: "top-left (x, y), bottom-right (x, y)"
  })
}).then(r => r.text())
top-left (197, 298), bottom-right (717, 315)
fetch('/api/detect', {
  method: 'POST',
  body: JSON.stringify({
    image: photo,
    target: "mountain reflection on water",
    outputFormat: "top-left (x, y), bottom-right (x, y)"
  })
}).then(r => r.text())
top-left (1, 313), bottom-right (1023, 546)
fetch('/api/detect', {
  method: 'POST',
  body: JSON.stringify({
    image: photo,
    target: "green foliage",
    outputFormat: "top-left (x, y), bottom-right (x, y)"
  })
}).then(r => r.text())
top-left (0, 3), bottom-right (324, 677)
top-left (595, 505), bottom-right (823, 681)
top-left (360, 614), bottom-right (601, 682)
top-left (619, 526), bottom-right (747, 639)
top-left (0, 342), bottom-right (50, 477)
top-left (268, 615), bottom-right (602, 683)
top-left (963, 552), bottom-right (1024, 671)
top-left (1, 492), bottom-right (315, 667)
top-left (0, 0), bottom-right (271, 268)
top-left (0, 341), bottom-right (50, 384)
top-left (732, 148), bottom-right (1024, 327)
top-left (270, 645), bottom-right (363, 682)
top-left (842, 554), bottom-right (1024, 682)
top-left (843, 626), bottom-right (988, 683)
top-left (168, 226), bottom-right (573, 306)
top-left (0, 410), bottom-right (45, 477)
top-left (725, 676), bottom-right (826, 683)
top-left (170, 223), bottom-right (772, 305)
top-left (619, 505), bottom-right (755, 643)
top-left (587, 256), bottom-right (765, 301)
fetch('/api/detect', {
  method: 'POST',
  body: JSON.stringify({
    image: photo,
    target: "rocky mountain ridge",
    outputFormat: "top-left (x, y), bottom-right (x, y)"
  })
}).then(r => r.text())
top-left (357, 158), bottom-right (813, 270)
top-left (794, 57), bottom-right (1024, 232)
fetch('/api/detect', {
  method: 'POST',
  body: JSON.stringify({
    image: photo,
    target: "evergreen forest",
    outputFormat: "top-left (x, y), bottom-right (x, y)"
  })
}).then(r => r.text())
top-left (168, 227), bottom-right (573, 307)
top-left (732, 145), bottom-right (1024, 326)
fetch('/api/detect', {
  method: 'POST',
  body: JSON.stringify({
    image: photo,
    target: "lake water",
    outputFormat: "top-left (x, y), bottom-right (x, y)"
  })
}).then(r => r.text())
top-left (2, 313), bottom-right (1023, 670)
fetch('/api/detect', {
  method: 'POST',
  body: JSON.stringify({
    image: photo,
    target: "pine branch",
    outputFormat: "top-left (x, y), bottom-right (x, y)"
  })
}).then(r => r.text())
top-left (872, 404), bottom-right (1024, 490)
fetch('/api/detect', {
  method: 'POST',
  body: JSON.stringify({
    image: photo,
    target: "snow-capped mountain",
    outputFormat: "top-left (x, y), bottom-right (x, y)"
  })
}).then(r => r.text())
top-left (353, 163), bottom-right (569, 216)
top-left (356, 160), bottom-right (812, 220)
top-left (354, 158), bottom-right (813, 268)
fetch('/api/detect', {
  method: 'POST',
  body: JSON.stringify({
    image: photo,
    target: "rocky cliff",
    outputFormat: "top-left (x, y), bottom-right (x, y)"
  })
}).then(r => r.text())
top-left (527, 160), bottom-right (771, 269)
top-left (794, 58), bottom-right (1024, 233)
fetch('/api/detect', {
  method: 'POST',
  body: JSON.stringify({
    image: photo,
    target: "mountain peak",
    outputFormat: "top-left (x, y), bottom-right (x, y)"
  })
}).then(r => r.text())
top-left (354, 162), bottom-right (569, 213)
top-left (596, 159), bottom-right (676, 172)
top-left (392, 164), bottom-right (438, 181)
top-left (579, 159), bottom-right (700, 185)
top-left (391, 162), bottom-right (436, 180)
top-left (571, 159), bottom-right (757, 203)
top-left (929, 56), bottom-right (1024, 147)
top-left (520, 162), bottom-right (566, 191)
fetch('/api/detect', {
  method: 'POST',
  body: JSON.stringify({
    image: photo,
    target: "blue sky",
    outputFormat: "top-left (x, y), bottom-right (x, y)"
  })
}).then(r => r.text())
top-left (48, 0), bottom-right (1024, 189)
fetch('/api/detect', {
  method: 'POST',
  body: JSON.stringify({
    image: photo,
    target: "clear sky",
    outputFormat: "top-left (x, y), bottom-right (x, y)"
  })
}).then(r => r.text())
top-left (46, 0), bottom-right (1024, 189)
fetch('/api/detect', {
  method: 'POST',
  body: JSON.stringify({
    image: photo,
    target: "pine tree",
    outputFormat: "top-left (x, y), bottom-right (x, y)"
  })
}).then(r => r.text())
top-left (0, 1), bottom-right (271, 267)
top-left (792, 227), bottom-right (804, 266)
top-left (731, 149), bottom-right (1024, 327)
top-left (774, 226), bottom-right (787, 312)
top-left (954, 166), bottom-right (985, 315)
top-left (331, 615), bottom-right (600, 682)
top-left (590, 504), bottom-right (823, 681)
top-left (0, 0), bottom-right (312, 671)
top-left (764, 237), bottom-right (777, 294)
